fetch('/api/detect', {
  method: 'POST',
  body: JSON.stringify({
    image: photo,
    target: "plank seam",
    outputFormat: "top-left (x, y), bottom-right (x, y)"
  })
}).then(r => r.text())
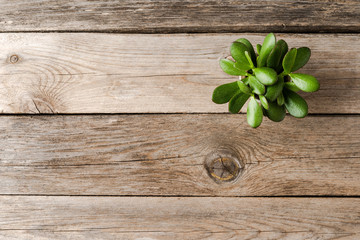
top-left (0, 194), bottom-right (359, 198)
top-left (0, 113), bottom-right (359, 116)
top-left (0, 30), bottom-right (359, 34)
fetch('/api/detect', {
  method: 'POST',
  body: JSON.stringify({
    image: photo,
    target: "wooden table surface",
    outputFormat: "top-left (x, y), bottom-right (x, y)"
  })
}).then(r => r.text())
top-left (0, 1), bottom-right (359, 239)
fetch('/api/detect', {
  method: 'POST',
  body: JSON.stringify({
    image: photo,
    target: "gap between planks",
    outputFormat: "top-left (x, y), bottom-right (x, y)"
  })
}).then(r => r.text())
top-left (0, 194), bottom-right (359, 198)
top-left (0, 113), bottom-right (359, 116)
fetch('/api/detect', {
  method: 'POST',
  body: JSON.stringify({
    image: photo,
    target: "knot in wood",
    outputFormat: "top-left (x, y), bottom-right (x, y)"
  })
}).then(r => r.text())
top-left (204, 148), bottom-right (243, 184)
top-left (10, 54), bottom-right (19, 64)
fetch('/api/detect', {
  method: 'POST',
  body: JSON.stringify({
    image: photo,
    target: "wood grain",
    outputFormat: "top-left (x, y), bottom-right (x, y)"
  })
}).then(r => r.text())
top-left (0, 33), bottom-right (359, 114)
top-left (0, 115), bottom-right (359, 196)
top-left (1, 1), bottom-right (358, 238)
top-left (0, 196), bottom-right (359, 239)
top-left (0, 0), bottom-right (359, 33)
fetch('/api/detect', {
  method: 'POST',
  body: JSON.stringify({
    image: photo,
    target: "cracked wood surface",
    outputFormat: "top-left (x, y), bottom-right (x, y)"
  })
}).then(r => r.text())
top-left (0, 33), bottom-right (359, 114)
top-left (0, 115), bottom-right (359, 196)
top-left (0, 196), bottom-right (359, 240)
top-left (0, 0), bottom-right (359, 33)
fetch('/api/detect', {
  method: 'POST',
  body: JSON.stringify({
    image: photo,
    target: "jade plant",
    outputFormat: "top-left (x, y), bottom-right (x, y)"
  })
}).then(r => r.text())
top-left (212, 33), bottom-right (319, 128)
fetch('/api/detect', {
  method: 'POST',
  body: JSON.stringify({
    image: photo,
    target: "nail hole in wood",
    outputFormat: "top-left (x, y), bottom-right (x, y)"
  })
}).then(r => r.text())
top-left (204, 147), bottom-right (244, 184)
top-left (10, 54), bottom-right (19, 64)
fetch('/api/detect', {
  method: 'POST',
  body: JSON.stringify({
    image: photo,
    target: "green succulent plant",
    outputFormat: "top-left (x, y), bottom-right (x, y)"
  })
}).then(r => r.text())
top-left (212, 33), bottom-right (320, 128)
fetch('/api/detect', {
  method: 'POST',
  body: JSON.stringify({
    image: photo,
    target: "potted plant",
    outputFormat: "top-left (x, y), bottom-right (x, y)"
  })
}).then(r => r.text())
top-left (212, 33), bottom-right (319, 128)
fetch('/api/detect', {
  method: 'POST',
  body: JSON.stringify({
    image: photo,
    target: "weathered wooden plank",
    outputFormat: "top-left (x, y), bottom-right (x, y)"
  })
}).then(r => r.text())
top-left (0, 0), bottom-right (359, 33)
top-left (0, 33), bottom-right (359, 114)
top-left (0, 115), bottom-right (359, 196)
top-left (0, 196), bottom-right (359, 239)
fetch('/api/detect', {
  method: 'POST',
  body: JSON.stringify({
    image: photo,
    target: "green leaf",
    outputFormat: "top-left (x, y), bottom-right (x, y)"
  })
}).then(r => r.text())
top-left (237, 80), bottom-right (252, 94)
top-left (212, 81), bottom-right (239, 104)
top-left (284, 82), bottom-right (301, 92)
top-left (234, 62), bottom-right (251, 71)
top-left (253, 67), bottom-right (278, 85)
top-left (292, 47), bottom-right (311, 72)
top-left (230, 42), bottom-right (251, 68)
top-left (259, 95), bottom-right (269, 110)
top-left (245, 51), bottom-right (255, 68)
top-left (257, 33), bottom-right (276, 67)
top-left (283, 89), bottom-right (308, 118)
top-left (265, 101), bottom-right (286, 122)
top-left (267, 39), bottom-right (288, 73)
top-left (242, 77), bottom-right (250, 85)
top-left (248, 76), bottom-right (265, 95)
top-left (277, 92), bottom-right (284, 106)
top-left (235, 38), bottom-right (257, 66)
top-left (289, 73), bottom-right (319, 92)
top-left (256, 44), bottom-right (262, 55)
top-left (262, 106), bottom-right (268, 117)
top-left (247, 97), bottom-right (263, 128)
top-left (265, 77), bottom-right (284, 102)
top-left (282, 48), bottom-right (297, 75)
top-left (229, 91), bottom-right (250, 113)
top-left (219, 59), bottom-right (248, 76)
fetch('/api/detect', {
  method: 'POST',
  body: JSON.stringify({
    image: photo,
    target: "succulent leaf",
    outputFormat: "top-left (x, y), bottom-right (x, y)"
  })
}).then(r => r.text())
top-left (229, 91), bottom-right (250, 113)
top-left (237, 80), bottom-right (252, 94)
top-left (265, 101), bottom-right (286, 122)
top-left (284, 82), bottom-right (301, 92)
top-left (259, 95), bottom-right (269, 110)
top-left (253, 67), bottom-right (278, 85)
top-left (219, 59), bottom-right (248, 76)
top-left (277, 92), bottom-right (285, 106)
top-left (267, 39), bottom-right (288, 73)
top-left (265, 77), bottom-right (284, 101)
top-left (292, 47), bottom-right (311, 72)
top-left (282, 48), bottom-right (297, 75)
top-left (256, 44), bottom-right (262, 55)
top-left (235, 38), bottom-right (257, 66)
top-left (248, 76), bottom-right (265, 95)
top-left (247, 97), bottom-right (263, 128)
top-left (283, 89), bottom-right (308, 118)
top-left (230, 42), bottom-right (252, 69)
top-left (212, 81), bottom-right (239, 104)
top-left (257, 33), bottom-right (276, 67)
top-left (289, 73), bottom-right (320, 92)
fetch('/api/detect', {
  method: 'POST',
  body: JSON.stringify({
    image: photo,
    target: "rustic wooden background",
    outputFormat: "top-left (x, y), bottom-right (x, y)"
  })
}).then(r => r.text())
top-left (0, 1), bottom-right (359, 239)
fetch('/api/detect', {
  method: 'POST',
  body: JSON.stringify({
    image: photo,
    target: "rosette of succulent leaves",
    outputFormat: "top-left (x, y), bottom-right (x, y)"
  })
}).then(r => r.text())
top-left (212, 33), bottom-right (320, 128)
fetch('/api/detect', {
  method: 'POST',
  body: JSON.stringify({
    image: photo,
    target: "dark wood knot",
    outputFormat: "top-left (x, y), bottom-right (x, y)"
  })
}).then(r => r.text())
top-left (204, 147), bottom-right (244, 184)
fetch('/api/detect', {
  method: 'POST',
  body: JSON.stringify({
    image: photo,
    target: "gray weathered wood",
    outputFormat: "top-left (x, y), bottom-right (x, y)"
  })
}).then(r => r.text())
top-left (0, 196), bottom-right (359, 239)
top-left (0, 33), bottom-right (359, 114)
top-left (1, 1), bottom-right (358, 237)
top-left (0, 115), bottom-right (359, 196)
top-left (0, 0), bottom-right (359, 33)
